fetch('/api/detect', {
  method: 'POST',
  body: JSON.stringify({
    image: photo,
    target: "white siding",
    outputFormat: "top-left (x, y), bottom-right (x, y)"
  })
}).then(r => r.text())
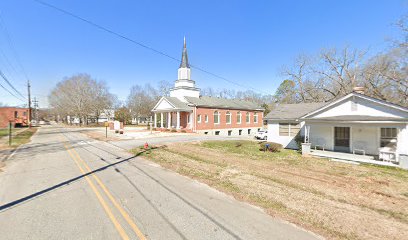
top-left (397, 124), bottom-right (408, 155)
top-left (311, 97), bottom-right (408, 119)
top-left (267, 121), bottom-right (304, 149)
top-left (309, 123), bottom-right (333, 150)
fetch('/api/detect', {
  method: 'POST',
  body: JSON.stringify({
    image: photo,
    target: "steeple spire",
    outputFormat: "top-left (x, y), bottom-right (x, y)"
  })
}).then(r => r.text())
top-left (179, 36), bottom-right (190, 68)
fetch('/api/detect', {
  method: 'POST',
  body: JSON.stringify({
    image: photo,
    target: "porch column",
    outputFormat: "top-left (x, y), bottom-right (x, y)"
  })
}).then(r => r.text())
top-left (168, 112), bottom-right (172, 129)
top-left (154, 113), bottom-right (157, 128)
top-left (176, 111), bottom-right (180, 129)
top-left (304, 125), bottom-right (310, 143)
top-left (160, 112), bottom-right (164, 128)
top-left (190, 112), bottom-right (194, 130)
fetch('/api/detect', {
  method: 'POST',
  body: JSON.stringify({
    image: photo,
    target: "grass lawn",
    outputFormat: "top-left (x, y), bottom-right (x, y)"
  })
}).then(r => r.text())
top-left (0, 128), bottom-right (11, 138)
top-left (10, 127), bottom-right (38, 147)
top-left (132, 140), bottom-right (408, 240)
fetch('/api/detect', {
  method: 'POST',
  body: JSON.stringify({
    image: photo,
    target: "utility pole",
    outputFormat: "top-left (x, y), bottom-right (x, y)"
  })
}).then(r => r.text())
top-left (33, 97), bottom-right (39, 125)
top-left (27, 80), bottom-right (32, 128)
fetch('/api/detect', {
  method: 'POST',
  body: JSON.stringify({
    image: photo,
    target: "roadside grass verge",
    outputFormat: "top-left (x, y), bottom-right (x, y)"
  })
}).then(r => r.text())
top-left (0, 128), bottom-right (11, 138)
top-left (132, 140), bottom-right (408, 240)
top-left (10, 127), bottom-right (38, 147)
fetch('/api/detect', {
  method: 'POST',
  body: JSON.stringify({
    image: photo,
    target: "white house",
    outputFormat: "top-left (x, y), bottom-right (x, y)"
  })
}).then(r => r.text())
top-left (265, 91), bottom-right (408, 166)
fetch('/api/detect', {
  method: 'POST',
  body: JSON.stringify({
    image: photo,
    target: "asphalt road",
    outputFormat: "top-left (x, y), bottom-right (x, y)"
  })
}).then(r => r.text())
top-left (0, 125), bottom-right (321, 240)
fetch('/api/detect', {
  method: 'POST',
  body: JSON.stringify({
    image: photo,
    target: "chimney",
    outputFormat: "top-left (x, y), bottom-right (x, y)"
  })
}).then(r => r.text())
top-left (353, 86), bottom-right (365, 95)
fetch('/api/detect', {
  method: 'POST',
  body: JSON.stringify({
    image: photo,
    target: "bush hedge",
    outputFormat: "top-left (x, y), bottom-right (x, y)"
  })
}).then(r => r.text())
top-left (259, 142), bottom-right (283, 152)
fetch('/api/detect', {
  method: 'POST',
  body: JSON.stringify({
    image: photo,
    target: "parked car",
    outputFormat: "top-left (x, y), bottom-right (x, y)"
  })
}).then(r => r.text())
top-left (255, 130), bottom-right (268, 140)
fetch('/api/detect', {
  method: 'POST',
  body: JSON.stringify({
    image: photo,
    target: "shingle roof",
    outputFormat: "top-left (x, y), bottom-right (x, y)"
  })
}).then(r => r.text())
top-left (265, 102), bottom-right (327, 120)
top-left (164, 97), bottom-right (192, 111)
top-left (184, 96), bottom-right (263, 110)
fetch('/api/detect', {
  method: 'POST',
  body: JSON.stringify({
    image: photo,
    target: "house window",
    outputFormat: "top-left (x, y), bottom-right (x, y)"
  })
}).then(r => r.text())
top-left (14, 111), bottom-right (18, 118)
top-left (248, 129), bottom-right (251, 135)
top-left (380, 128), bottom-right (397, 148)
top-left (254, 112), bottom-right (258, 123)
top-left (215, 131), bottom-right (220, 135)
top-left (237, 111), bottom-right (241, 124)
top-left (279, 123), bottom-right (301, 137)
top-left (214, 111), bottom-right (220, 124)
top-left (239, 129), bottom-right (242, 135)
top-left (205, 115), bottom-right (208, 123)
top-left (187, 114), bottom-right (190, 124)
top-left (228, 130), bottom-right (232, 136)
top-left (226, 111), bottom-right (231, 124)
top-left (23, 111), bottom-right (27, 116)
top-left (197, 114), bottom-right (201, 123)
top-left (246, 112), bottom-right (250, 124)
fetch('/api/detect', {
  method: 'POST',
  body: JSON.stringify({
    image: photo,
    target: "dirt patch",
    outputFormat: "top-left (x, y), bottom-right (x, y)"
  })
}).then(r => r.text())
top-left (134, 140), bottom-right (408, 240)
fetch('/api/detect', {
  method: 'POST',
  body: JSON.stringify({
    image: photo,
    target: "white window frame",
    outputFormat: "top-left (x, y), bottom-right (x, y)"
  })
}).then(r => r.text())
top-left (205, 114), bottom-right (208, 123)
top-left (197, 114), bottom-right (201, 123)
top-left (237, 111), bottom-right (241, 124)
top-left (279, 123), bottom-right (301, 137)
top-left (246, 112), bottom-right (250, 124)
top-left (254, 112), bottom-right (258, 123)
top-left (214, 111), bottom-right (220, 125)
top-left (226, 111), bottom-right (231, 124)
top-left (380, 127), bottom-right (398, 148)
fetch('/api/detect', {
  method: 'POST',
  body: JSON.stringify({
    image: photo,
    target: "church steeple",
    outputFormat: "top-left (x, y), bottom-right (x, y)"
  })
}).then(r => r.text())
top-left (179, 36), bottom-right (190, 68)
top-left (170, 37), bottom-right (200, 102)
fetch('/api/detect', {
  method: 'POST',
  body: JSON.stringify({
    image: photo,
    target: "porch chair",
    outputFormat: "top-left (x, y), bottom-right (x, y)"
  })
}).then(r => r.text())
top-left (353, 141), bottom-right (367, 155)
top-left (313, 138), bottom-right (326, 151)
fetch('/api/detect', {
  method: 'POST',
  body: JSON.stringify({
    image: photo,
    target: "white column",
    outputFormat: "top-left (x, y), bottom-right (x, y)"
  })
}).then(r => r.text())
top-left (176, 111), bottom-right (180, 129)
top-left (154, 113), bottom-right (157, 128)
top-left (160, 112), bottom-right (164, 128)
top-left (168, 112), bottom-right (172, 129)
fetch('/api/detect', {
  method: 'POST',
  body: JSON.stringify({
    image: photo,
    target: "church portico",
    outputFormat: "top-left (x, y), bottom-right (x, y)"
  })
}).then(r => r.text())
top-left (153, 109), bottom-right (193, 130)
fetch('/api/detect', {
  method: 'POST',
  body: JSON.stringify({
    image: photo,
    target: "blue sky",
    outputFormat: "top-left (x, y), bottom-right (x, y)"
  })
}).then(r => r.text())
top-left (0, 0), bottom-right (406, 107)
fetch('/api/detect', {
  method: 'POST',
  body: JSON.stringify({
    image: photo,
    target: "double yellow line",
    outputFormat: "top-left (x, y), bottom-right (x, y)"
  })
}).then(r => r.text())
top-left (63, 137), bottom-right (146, 240)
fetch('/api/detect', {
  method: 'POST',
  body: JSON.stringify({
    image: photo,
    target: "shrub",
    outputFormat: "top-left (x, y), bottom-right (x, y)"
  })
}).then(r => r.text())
top-left (294, 134), bottom-right (304, 150)
top-left (171, 128), bottom-right (177, 132)
top-left (164, 128), bottom-right (170, 132)
top-left (259, 142), bottom-right (283, 152)
top-left (181, 130), bottom-right (187, 133)
top-left (152, 128), bottom-right (157, 131)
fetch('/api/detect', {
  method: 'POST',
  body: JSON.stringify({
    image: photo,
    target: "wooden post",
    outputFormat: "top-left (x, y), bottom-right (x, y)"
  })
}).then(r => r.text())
top-left (8, 121), bottom-right (12, 146)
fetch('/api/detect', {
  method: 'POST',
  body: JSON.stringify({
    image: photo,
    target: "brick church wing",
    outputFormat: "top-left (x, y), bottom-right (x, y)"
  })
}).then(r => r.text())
top-left (151, 38), bottom-right (264, 136)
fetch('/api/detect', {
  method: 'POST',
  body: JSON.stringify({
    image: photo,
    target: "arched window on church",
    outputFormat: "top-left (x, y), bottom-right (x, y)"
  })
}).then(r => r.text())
top-left (214, 111), bottom-right (220, 124)
top-left (237, 111), bottom-right (242, 124)
top-left (226, 111), bottom-right (231, 124)
top-left (246, 112), bottom-right (250, 124)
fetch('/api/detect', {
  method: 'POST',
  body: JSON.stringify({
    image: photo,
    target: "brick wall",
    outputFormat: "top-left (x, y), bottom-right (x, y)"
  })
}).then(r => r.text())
top-left (195, 108), bottom-right (263, 130)
top-left (0, 107), bottom-right (29, 128)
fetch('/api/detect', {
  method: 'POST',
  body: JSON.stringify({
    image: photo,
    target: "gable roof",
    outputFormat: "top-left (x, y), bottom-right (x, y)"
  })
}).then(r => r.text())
top-left (265, 102), bottom-right (327, 120)
top-left (302, 92), bottom-right (408, 119)
top-left (152, 96), bottom-right (192, 111)
top-left (184, 96), bottom-right (263, 111)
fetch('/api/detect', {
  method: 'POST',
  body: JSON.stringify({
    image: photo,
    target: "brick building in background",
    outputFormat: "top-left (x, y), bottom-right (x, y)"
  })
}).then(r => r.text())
top-left (0, 107), bottom-right (29, 128)
top-left (152, 38), bottom-right (264, 136)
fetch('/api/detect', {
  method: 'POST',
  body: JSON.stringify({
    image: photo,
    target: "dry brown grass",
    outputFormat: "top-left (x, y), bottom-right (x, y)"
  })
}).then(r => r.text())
top-left (133, 140), bottom-right (408, 240)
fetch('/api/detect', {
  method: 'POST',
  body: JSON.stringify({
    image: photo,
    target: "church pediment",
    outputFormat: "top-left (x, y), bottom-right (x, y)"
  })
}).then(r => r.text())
top-left (152, 97), bottom-right (176, 111)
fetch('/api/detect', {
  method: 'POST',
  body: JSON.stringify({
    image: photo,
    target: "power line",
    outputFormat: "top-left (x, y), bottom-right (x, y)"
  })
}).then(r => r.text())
top-left (0, 12), bottom-right (31, 83)
top-left (33, 0), bottom-right (270, 95)
top-left (0, 70), bottom-right (26, 99)
top-left (0, 80), bottom-right (25, 102)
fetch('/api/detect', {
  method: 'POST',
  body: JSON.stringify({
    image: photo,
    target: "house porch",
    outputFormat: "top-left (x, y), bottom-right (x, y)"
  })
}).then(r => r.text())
top-left (304, 121), bottom-right (408, 164)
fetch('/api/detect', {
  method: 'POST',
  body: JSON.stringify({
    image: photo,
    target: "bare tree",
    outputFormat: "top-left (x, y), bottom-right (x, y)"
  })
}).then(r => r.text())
top-left (48, 73), bottom-right (115, 125)
top-left (126, 84), bottom-right (159, 123)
